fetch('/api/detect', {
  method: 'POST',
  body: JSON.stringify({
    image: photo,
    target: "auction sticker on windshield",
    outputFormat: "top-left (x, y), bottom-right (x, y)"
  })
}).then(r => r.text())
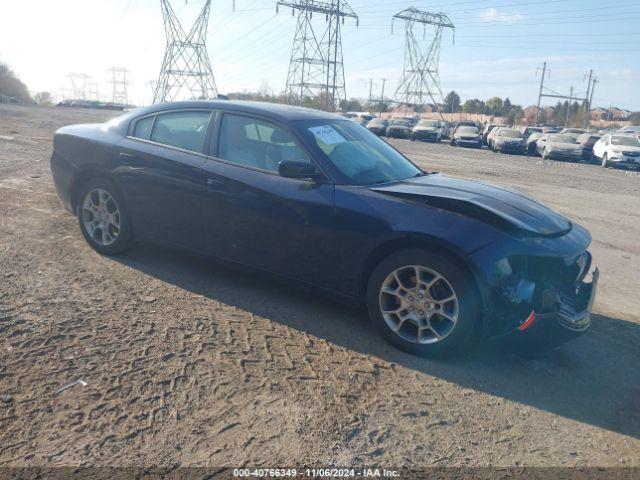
top-left (308, 125), bottom-right (347, 145)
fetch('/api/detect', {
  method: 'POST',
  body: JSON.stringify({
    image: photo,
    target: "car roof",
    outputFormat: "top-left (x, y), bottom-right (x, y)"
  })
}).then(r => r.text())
top-left (125, 100), bottom-right (343, 123)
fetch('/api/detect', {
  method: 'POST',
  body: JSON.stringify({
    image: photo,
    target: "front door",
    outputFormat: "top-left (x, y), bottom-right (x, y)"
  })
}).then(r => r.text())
top-left (201, 112), bottom-right (336, 285)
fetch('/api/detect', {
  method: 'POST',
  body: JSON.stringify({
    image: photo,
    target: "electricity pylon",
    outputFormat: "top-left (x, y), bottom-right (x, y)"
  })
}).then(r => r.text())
top-left (153, 0), bottom-right (218, 103)
top-left (393, 7), bottom-right (454, 112)
top-left (277, 0), bottom-right (358, 111)
top-left (66, 73), bottom-right (91, 100)
top-left (107, 67), bottom-right (131, 106)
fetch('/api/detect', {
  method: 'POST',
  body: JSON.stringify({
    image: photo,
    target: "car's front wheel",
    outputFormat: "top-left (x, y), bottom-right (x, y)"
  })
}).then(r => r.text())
top-left (601, 153), bottom-right (609, 168)
top-left (366, 249), bottom-right (480, 357)
top-left (77, 177), bottom-right (134, 255)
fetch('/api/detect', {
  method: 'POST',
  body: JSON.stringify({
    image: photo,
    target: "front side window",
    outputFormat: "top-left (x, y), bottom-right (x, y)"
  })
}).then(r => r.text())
top-left (150, 111), bottom-right (211, 153)
top-left (297, 119), bottom-right (421, 186)
top-left (218, 114), bottom-right (311, 172)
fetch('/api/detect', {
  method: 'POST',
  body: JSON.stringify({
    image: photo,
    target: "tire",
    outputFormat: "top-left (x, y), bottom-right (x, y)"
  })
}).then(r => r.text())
top-left (76, 177), bottom-right (134, 255)
top-left (366, 249), bottom-right (480, 357)
top-left (601, 153), bottom-right (609, 168)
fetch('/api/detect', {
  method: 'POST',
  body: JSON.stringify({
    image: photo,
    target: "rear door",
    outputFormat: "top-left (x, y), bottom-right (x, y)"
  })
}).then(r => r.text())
top-left (114, 109), bottom-right (213, 251)
top-left (201, 112), bottom-right (336, 284)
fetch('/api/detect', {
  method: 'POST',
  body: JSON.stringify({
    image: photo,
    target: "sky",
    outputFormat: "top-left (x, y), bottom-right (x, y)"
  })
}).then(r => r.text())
top-left (1, 0), bottom-right (639, 110)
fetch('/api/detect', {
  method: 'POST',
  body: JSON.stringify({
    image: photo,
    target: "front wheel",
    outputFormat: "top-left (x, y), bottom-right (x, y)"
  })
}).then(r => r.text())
top-left (366, 249), bottom-right (480, 357)
top-left (601, 153), bottom-right (609, 168)
top-left (77, 177), bottom-right (134, 255)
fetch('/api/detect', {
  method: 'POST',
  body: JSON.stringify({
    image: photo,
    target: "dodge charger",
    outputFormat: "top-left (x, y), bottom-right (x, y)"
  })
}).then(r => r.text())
top-left (50, 101), bottom-right (598, 357)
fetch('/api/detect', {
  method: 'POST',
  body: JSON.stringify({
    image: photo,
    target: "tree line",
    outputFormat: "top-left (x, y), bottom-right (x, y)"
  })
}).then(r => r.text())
top-left (443, 91), bottom-right (524, 124)
top-left (0, 61), bottom-right (32, 103)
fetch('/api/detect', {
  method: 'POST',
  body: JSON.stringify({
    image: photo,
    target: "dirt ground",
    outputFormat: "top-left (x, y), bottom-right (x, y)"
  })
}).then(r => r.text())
top-left (1, 104), bottom-right (639, 468)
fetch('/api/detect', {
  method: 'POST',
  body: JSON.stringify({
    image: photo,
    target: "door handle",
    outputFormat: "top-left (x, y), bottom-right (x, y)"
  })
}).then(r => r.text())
top-left (206, 178), bottom-right (225, 186)
top-left (119, 152), bottom-right (135, 165)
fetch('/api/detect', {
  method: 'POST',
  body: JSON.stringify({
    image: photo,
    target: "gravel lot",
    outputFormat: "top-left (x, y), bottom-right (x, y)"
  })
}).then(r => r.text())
top-left (1, 104), bottom-right (639, 468)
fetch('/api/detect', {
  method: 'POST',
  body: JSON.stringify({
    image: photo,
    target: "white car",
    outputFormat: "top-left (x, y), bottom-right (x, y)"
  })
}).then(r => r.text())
top-left (618, 126), bottom-right (640, 138)
top-left (411, 119), bottom-right (443, 142)
top-left (592, 134), bottom-right (640, 168)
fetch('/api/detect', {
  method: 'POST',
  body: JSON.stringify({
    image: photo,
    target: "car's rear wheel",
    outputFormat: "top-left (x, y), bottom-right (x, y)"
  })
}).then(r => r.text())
top-left (366, 249), bottom-right (480, 357)
top-left (77, 177), bottom-right (133, 255)
top-left (601, 153), bottom-right (609, 168)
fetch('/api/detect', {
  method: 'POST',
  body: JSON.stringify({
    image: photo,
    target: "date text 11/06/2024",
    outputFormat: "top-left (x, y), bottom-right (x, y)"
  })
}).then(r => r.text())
top-left (233, 468), bottom-right (399, 477)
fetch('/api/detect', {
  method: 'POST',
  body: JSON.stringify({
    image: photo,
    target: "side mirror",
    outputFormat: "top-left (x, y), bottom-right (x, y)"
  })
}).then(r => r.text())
top-left (278, 160), bottom-right (321, 181)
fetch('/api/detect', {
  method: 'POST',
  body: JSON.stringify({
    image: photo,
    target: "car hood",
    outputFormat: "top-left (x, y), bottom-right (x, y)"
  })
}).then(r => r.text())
top-left (614, 145), bottom-right (640, 152)
top-left (389, 125), bottom-right (410, 130)
top-left (370, 174), bottom-right (572, 237)
top-left (496, 137), bottom-right (524, 142)
top-left (413, 126), bottom-right (437, 132)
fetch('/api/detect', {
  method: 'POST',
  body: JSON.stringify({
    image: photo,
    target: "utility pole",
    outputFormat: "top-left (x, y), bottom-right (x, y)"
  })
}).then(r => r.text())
top-left (565, 85), bottom-right (573, 127)
top-left (535, 63), bottom-right (593, 127)
top-left (587, 77), bottom-right (598, 127)
top-left (277, 0), bottom-right (358, 112)
top-left (368, 78), bottom-right (373, 109)
top-left (393, 7), bottom-right (454, 119)
top-left (536, 61), bottom-right (547, 124)
top-left (380, 78), bottom-right (386, 113)
top-left (583, 69), bottom-right (593, 128)
top-left (154, 0), bottom-right (218, 103)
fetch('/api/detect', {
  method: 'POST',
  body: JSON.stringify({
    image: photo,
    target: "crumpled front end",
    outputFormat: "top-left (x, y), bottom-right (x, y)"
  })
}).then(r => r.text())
top-left (473, 245), bottom-right (597, 348)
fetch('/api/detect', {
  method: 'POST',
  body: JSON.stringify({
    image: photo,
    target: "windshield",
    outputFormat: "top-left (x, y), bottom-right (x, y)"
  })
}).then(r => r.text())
top-left (612, 136), bottom-right (640, 146)
top-left (391, 120), bottom-right (411, 127)
top-left (549, 134), bottom-right (578, 143)
top-left (298, 120), bottom-right (421, 186)
top-left (417, 120), bottom-right (438, 127)
top-left (458, 127), bottom-right (478, 134)
top-left (369, 119), bottom-right (387, 125)
top-left (499, 129), bottom-right (523, 138)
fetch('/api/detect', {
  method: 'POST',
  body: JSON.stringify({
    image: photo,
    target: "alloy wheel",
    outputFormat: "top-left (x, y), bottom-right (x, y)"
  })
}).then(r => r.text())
top-left (81, 189), bottom-right (121, 246)
top-left (379, 265), bottom-right (459, 344)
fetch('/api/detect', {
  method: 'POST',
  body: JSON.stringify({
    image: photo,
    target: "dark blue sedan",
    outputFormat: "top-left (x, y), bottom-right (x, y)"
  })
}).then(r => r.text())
top-left (50, 101), bottom-right (598, 357)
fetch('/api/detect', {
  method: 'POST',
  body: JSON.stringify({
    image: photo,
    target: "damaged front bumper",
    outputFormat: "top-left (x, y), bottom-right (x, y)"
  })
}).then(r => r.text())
top-left (471, 238), bottom-right (598, 349)
top-left (514, 266), bottom-right (598, 348)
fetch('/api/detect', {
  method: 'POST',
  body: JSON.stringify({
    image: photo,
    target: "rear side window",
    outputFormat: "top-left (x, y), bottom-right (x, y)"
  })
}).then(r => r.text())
top-left (150, 111), bottom-right (212, 153)
top-left (133, 116), bottom-right (154, 140)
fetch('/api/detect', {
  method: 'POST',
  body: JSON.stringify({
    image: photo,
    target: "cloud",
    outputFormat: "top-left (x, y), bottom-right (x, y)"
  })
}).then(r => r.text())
top-left (479, 8), bottom-right (523, 23)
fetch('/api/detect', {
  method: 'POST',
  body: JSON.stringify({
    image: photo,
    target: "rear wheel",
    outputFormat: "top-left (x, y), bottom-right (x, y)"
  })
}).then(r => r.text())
top-left (77, 178), bottom-right (134, 255)
top-left (366, 249), bottom-right (480, 357)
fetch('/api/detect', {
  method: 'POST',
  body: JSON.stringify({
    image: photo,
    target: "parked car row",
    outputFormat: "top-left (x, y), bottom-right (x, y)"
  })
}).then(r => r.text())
top-left (365, 117), bottom-right (448, 142)
top-left (359, 114), bottom-right (640, 170)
